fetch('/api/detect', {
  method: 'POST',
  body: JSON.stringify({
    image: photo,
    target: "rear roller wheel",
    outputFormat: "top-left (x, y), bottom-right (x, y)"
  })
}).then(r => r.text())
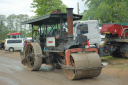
top-left (65, 52), bottom-right (102, 80)
top-left (24, 43), bottom-right (42, 71)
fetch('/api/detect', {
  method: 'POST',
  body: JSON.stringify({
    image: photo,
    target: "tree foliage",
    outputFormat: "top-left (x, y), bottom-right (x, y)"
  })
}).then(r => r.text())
top-left (0, 15), bottom-right (7, 40)
top-left (82, 0), bottom-right (128, 23)
top-left (31, 0), bottom-right (67, 17)
top-left (0, 14), bottom-right (33, 40)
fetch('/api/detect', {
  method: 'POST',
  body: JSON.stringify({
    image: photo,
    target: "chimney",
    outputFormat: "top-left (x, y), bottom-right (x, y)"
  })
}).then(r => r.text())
top-left (66, 8), bottom-right (73, 36)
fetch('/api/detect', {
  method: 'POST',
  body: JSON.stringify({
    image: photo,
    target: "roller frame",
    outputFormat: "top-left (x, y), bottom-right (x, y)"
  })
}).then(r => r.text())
top-left (65, 48), bottom-right (98, 66)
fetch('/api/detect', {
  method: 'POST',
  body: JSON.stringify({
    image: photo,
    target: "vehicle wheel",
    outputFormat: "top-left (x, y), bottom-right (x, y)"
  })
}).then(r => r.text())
top-left (123, 30), bottom-right (128, 38)
top-left (122, 48), bottom-right (128, 59)
top-left (120, 44), bottom-right (128, 58)
top-left (110, 51), bottom-right (121, 57)
top-left (9, 47), bottom-right (14, 52)
top-left (2, 44), bottom-right (4, 49)
top-left (24, 43), bottom-right (42, 71)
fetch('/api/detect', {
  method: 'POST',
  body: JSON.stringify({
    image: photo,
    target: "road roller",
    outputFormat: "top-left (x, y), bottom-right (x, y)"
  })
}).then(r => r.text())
top-left (21, 8), bottom-right (103, 80)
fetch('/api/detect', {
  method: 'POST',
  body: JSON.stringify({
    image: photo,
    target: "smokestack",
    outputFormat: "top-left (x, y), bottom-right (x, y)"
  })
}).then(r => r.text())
top-left (66, 8), bottom-right (73, 36)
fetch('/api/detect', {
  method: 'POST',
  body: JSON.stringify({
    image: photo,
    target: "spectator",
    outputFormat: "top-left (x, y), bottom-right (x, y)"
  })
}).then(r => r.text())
top-left (24, 40), bottom-right (27, 48)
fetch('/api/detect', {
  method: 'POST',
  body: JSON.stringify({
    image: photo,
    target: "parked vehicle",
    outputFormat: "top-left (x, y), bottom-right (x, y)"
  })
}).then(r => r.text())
top-left (7, 32), bottom-right (22, 38)
top-left (23, 37), bottom-right (32, 43)
top-left (0, 32), bottom-right (22, 50)
top-left (75, 20), bottom-right (101, 45)
top-left (99, 24), bottom-right (128, 58)
top-left (4, 38), bottom-right (24, 52)
top-left (64, 20), bottom-right (101, 46)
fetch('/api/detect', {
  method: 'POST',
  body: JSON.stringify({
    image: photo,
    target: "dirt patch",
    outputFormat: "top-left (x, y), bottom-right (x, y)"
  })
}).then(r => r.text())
top-left (0, 50), bottom-right (128, 85)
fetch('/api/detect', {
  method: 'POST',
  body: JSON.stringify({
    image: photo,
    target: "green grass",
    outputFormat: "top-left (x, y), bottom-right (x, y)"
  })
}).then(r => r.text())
top-left (101, 56), bottom-right (128, 70)
top-left (101, 56), bottom-right (126, 61)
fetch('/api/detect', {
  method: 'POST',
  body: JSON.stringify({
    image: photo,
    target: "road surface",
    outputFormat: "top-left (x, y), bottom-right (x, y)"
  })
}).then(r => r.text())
top-left (0, 50), bottom-right (128, 85)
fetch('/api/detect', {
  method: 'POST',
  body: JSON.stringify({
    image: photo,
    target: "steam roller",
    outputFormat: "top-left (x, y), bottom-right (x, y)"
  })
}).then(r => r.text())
top-left (21, 8), bottom-right (103, 80)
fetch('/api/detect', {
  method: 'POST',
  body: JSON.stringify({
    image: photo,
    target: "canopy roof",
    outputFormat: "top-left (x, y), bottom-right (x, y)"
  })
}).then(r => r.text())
top-left (22, 13), bottom-right (83, 26)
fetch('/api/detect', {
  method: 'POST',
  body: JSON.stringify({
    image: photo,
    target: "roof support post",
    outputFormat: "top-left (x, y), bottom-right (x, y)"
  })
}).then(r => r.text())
top-left (46, 24), bottom-right (47, 37)
top-left (32, 24), bottom-right (33, 41)
top-left (40, 25), bottom-right (41, 37)
top-left (60, 19), bottom-right (63, 38)
top-left (57, 23), bottom-right (58, 34)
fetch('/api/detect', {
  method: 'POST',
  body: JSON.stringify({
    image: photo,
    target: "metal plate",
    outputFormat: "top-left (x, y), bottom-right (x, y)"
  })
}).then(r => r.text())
top-left (46, 37), bottom-right (55, 47)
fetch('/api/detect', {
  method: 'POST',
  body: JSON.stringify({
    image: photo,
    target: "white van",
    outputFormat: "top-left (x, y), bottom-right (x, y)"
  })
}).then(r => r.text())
top-left (4, 38), bottom-right (24, 52)
top-left (75, 20), bottom-right (101, 45)
top-left (64, 20), bottom-right (101, 46)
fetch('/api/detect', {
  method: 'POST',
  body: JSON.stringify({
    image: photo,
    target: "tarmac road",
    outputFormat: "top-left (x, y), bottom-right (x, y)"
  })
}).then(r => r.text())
top-left (0, 50), bottom-right (128, 85)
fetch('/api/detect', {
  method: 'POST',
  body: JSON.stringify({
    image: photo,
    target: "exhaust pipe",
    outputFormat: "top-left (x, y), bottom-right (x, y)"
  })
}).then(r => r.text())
top-left (66, 8), bottom-right (73, 36)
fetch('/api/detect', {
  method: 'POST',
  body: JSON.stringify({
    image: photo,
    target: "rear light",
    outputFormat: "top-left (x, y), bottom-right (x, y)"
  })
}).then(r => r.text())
top-left (4, 45), bottom-right (6, 48)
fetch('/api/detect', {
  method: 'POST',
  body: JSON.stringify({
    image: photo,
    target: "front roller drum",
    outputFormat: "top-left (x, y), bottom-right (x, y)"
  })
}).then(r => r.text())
top-left (65, 52), bottom-right (102, 80)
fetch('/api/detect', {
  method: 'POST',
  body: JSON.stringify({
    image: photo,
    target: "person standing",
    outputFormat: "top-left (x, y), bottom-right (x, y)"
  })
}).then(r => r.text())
top-left (24, 40), bottom-right (27, 48)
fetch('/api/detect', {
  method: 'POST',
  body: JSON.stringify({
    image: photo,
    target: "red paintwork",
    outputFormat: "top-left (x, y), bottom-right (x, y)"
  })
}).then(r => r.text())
top-left (86, 40), bottom-right (90, 48)
top-left (101, 24), bottom-right (128, 37)
top-left (48, 41), bottom-right (53, 43)
top-left (7, 32), bottom-right (21, 35)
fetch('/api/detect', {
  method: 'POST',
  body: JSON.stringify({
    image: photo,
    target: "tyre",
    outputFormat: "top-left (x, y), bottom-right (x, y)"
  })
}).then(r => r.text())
top-left (2, 43), bottom-right (4, 49)
top-left (110, 51), bottom-right (121, 57)
top-left (122, 48), bottom-right (128, 58)
top-left (9, 47), bottom-right (14, 52)
top-left (120, 44), bottom-right (128, 58)
top-left (123, 30), bottom-right (128, 38)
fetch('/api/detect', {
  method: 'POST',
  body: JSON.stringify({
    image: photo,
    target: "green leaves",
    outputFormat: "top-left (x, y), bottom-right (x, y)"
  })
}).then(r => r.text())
top-left (0, 14), bottom-right (33, 40)
top-left (82, 0), bottom-right (128, 23)
top-left (31, 0), bottom-right (67, 17)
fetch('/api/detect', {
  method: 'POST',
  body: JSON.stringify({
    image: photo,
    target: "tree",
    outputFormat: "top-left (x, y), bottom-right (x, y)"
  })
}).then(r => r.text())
top-left (31, 0), bottom-right (67, 17)
top-left (6, 14), bottom-right (16, 32)
top-left (0, 15), bottom-right (8, 40)
top-left (82, 0), bottom-right (128, 23)
top-left (0, 14), bottom-right (32, 39)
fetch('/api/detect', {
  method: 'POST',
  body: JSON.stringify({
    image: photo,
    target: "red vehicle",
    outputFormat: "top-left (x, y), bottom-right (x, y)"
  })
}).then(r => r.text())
top-left (99, 24), bottom-right (128, 58)
top-left (101, 24), bottom-right (128, 38)
top-left (7, 32), bottom-right (22, 38)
